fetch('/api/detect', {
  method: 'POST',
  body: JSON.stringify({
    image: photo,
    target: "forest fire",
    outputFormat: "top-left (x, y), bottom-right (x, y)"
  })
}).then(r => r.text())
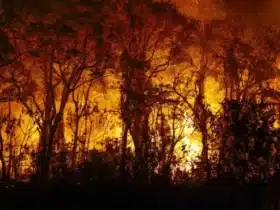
top-left (2, 0), bottom-right (280, 209)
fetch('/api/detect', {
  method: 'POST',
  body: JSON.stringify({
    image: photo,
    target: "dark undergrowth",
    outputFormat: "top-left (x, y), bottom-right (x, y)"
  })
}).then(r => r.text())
top-left (0, 177), bottom-right (269, 210)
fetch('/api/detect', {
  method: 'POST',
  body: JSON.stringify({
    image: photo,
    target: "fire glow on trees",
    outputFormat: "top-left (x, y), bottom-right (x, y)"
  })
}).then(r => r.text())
top-left (0, 0), bottom-right (280, 182)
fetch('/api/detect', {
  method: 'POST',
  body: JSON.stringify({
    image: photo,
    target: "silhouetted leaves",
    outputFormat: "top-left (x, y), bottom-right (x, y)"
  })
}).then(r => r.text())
top-left (1, 0), bottom-right (280, 198)
top-left (215, 99), bottom-right (280, 182)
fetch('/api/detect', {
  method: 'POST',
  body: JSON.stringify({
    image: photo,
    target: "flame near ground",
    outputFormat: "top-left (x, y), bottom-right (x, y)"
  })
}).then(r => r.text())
top-left (2, 0), bottom-right (280, 179)
top-left (0, 57), bottom-right (228, 176)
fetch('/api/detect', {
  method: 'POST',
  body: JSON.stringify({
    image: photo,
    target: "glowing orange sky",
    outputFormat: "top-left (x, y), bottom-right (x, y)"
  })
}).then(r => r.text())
top-left (172, 0), bottom-right (280, 27)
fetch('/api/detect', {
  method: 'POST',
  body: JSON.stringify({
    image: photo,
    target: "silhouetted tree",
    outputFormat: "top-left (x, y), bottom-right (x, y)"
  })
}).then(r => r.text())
top-left (214, 99), bottom-right (280, 182)
top-left (4, 3), bottom-right (110, 181)
top-left (110, 0), bottom-right (198, 182)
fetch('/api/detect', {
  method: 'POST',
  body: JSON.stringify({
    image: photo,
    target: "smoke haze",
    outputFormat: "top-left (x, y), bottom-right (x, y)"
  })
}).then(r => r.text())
top-left (172, 0), bottom-right (280, 27)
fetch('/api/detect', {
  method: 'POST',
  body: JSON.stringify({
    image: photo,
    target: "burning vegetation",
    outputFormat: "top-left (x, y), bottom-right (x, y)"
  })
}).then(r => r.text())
top-left (1, 0), bottom-right (280, 209)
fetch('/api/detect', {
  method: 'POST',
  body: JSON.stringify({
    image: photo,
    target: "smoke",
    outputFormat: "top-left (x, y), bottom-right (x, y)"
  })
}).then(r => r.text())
top-left (222, 0), bottom-right (265, 14)
top-left (222, 0), bottom-right (280, 27)
top-left (171, 0), bottom-right (225, 20)
top-left (171, 0), bottom-right (280, 28)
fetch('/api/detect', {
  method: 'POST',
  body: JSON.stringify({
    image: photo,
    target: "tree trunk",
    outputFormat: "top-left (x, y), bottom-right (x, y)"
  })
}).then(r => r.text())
top-left (120, 121), bottom-right (128, 181)
top-left (36, 123), bottom-right (49, 182)
top-left (0, 132), bottom-right (6, 180)
top-left (131, 112), bottom-right (150, 184)
top-left (218, 134), bottom-right (226, 177)
top-left (199, 21), bottom-right (210, 179)
top-left (37, 114), bottom-right (62, 182)
top-left (7, 137), bottom-right (12, 179)
top-left (45, 115), bottom-right (63, 179)
top-left (201, 123), bottom-right (210, 179)
top-left (120, 48), bottom-right (152, 183)
top-left (197, 78), bottom-right (210, 179)
top-left (134, 146), bottom-right (149, 184)
top-left (71, 118), bottom-right (80, 169)
top-left (120, 90), bottom-right (130, 181)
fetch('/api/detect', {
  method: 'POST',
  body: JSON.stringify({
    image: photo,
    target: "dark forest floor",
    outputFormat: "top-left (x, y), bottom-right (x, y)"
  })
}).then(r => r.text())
top-left (0, 178), bottom-right (270, 210)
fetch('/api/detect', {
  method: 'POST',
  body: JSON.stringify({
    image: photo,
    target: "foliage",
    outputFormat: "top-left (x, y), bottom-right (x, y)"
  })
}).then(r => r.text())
top-left (213, 99), bottom-right (280, 182)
